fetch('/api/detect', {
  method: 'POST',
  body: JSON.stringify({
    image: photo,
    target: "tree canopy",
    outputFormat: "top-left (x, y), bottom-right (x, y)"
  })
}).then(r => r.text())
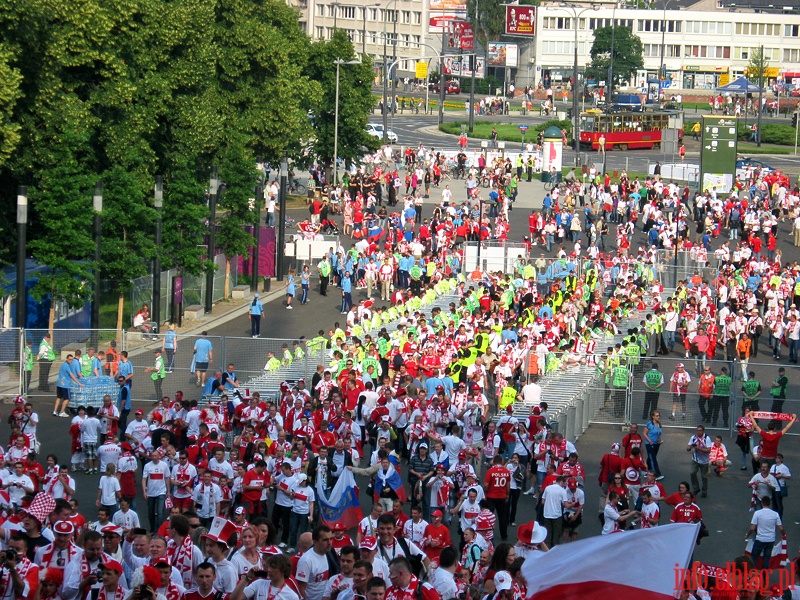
top-left (586, 25), bottom-right (644, 90)
top-left (0, 0), bottom-right (370, 324)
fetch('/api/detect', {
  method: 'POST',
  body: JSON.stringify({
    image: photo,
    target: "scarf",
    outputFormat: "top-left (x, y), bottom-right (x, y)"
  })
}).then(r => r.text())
top-left (79, 552), bottom-right (112, 600)
top-left (38, 541), bottom-right (79, 569)
top-left (158, 582), bottom-right (182, 600)
top-left (0, 556), bottom-right (33, 600)
top-left (97, 585), bottom-right (126, 600)
top-left (168, 535), bottom-right (195, 588)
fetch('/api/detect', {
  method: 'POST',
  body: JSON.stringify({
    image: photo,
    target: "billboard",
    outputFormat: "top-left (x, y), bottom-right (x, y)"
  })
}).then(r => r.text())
top-left (447, 20), bottom-right (474, 51)
top-left (487, 42), bottom-right (519, 69)
top-left (699, 115), bottom-right (737, 195)
top-left (442, 55), bottom-right (485, 78)
top-left (505, 6), bottom-right (535, 36)
top-left (428, 0), bottom-right (466, 32)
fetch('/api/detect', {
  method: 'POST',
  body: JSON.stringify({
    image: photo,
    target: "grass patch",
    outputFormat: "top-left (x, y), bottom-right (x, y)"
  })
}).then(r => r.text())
top-left (532, 167), bottom-right (651, 182)
top-left (440, 120), bottom-right (572, 142)
top-left (736, 142), bottom-right (795, 155)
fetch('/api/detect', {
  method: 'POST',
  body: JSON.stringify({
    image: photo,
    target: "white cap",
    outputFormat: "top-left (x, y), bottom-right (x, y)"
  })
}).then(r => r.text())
top-left (494, 572), bottom-right (513, 592)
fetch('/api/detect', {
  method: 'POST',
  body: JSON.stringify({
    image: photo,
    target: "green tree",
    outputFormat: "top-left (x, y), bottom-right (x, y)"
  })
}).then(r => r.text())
top-left (586, 25), bottom-right (644, 91)
top-left (0, 44), bottom-right (21, 169)
top-left (307, 30), bottom-right (378, 175)
top-left (28, 130), bottom-right (97, 333)
top-left (746, 47), bottom-right (769, 87)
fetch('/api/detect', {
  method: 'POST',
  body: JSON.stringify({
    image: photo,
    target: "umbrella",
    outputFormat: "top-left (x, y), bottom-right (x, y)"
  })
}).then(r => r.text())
top-left (715, 76), bottom-right (764, 94)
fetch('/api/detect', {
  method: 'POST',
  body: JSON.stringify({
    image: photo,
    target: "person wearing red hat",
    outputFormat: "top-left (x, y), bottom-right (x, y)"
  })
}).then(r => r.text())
top-left (201, 518), bottom-right (238, 593)
top-left (34, 520), bottom-right (79, 570)
top-left (124, 411), bottom-right (150, 449)
top-left (97, 559), bottom-right (125, 600)
top-left (420, 511), bottom-right (450, 566)
top-left (62, 529), bottom-right (118, 600)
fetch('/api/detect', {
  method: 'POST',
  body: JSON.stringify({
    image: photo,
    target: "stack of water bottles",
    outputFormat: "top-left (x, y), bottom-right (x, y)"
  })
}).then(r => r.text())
top-left (69, 376), bottom-right (118, 410)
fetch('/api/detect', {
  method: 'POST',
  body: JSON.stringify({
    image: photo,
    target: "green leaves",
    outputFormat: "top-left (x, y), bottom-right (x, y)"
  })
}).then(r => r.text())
top-left (587, 26), bottom-right (644, 90)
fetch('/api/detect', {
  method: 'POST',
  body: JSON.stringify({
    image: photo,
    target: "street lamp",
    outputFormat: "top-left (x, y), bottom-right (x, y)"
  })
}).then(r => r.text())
top-left (91, 181), bottom-right (103, 332)
top-left (334, 57), bottom-right (362, 186)
top-left (152, 175), bottom-right (163, 329)
top-left (331, 1), bottom-right (340, 30)
top-left (252, 182), bottom-right (263, 293)
top-left (16, 186), bottom-right (27, 329)
top-left (559, 3), bottom-right (600, 154)
top-left (658, 0), bottom-right (678, 92)
top-left (277, 160), bottom-right (288, 281)
top-left (381, 0), bottom-right (399, 143)
top-left (205, 168), bottom-right (222, 314)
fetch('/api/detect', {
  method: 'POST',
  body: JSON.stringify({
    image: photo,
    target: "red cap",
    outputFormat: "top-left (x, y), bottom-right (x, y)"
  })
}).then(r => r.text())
top-left (101, 559), bottom-right (123, 575)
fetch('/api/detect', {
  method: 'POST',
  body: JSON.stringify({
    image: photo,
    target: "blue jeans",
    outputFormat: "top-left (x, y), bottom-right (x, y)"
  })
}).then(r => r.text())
top-left (289, 512), bottom-right (310, 547)
top-left (664, 330), bottom-right (676, 351)
top-left (750, 539), bottom-right (774, 568)
top-left (789, 339), bottom-right (799, 362)
top-left (341, 292), bottom-right (352, 313)
top-left (301, 285), bottom-right (309, 304)
top-left (147, 495), bottom-right (166, 534)
top-left (645, 442), bottom-right (661, 477)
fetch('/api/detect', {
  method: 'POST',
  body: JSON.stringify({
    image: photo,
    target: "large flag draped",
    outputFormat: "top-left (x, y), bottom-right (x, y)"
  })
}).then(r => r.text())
top-left (316, 469), bottom-right (364, 530)
top-left (521, 524), bottom-right (699, 600)
top-left (745, 534), bottom-right (789, 569)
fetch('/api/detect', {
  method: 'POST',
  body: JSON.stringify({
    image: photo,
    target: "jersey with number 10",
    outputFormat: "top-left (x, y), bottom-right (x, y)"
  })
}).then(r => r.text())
top-left (484, 465), bottom-right (511, 499)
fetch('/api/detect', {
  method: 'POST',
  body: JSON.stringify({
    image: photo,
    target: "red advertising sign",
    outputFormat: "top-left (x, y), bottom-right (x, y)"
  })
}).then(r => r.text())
top-left (505, 6), bottom-right (535, 36)
top-left (447, 20), bottom-right (474, 51)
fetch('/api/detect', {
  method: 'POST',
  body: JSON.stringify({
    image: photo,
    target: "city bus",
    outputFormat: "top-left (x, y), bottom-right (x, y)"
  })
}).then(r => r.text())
top-left (579, 109), bottom-right (684, 151)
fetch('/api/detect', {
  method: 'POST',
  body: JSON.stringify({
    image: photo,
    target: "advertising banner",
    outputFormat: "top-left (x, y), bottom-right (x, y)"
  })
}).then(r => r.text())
top-left (487, 42), bottom-right (519, 69)
top-left (447, 20), bottom-right (474, 51)
top-left (442, 55), bottom-right (485, 78)
top-left (505, 6), bottom-right (535, 36)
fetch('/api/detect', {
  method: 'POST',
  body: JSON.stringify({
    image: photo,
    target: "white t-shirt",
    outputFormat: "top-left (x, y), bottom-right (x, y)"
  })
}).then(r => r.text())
top-left (291, 483), bottom-right (315, 514)
top-left (99, 475), bottom-right (121, 505)
top-left (542, 483), bottom-right (568, 520)
top-left (81, 417), bottom-right (102, 444)
top-left (97, 443), bottom-right (122, 472)
top-left (322, 574), bottom-right (353, 600)
top-left (112, 508), bottom-right (140, 531)
top-left (244, 580), bottom-right (300, 600)
top-left (602, 504), bottom-right (621, 535)
top-left (428, 568), bottom-right (458, 600)
top-left (751, 508), bottom-right (782, 543)
top-left (5, 473), bottom-right (33, 505)
top-left (192, 482), bottom-right (223, 519)
top-left (171, 463), bottom-right (198, 499)
top-left (296, 549), bottom-right (331, 600)
top-left (142, 460), bottom-right (170, 497)
top-left (440, 435), bottom-right (467, 466)
top-left (125, 420), bottom-right (151, 444)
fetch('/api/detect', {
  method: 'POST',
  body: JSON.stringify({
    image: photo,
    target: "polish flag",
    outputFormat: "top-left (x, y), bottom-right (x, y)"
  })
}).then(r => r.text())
top-left (521, 523), bottom-right (699, 599)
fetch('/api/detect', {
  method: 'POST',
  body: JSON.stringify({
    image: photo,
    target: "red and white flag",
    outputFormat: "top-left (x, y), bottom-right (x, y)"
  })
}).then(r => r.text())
top-left (521, 523), bottom-right (699, 599)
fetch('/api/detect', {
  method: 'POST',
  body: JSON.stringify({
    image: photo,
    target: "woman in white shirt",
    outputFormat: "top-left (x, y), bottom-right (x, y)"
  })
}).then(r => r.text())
top-left (231, 526), bottom-right (262, 578)
top-left (602, 491), bottom-right (638, 535)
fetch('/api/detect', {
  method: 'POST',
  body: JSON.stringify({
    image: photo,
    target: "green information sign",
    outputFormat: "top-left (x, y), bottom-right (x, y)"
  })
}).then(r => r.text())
top-left (699, 115), bottom-right (738, 195)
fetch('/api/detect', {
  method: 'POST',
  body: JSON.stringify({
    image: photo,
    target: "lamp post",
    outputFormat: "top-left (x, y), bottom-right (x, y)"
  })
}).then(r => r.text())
top-left (152, 175), bottom-right (163, 329)
top-left (277, 160), bottom-right (288, 281)
top-left (559, 4), bottom-right (600, 154)
top-left (91, 181), bottom-right (103, 332)
top-left (205, 167), bottom-right (219, 314)
top-left (757, 44), bottom-right (764, 147)
top-left (252, 183), bottom-right (263, 293)
top-left (334, 57), bottom-right (362, 186)
top-left (331, 1), bottom-right (340, 30)
top-left (468, 0), bottom-right (478, 134)
top-left (381, 0), bottom-right (399, 143)
top-left (16, 186), bottom-right (27, 328)
top-left (658, 0), bottom-right (677, 94)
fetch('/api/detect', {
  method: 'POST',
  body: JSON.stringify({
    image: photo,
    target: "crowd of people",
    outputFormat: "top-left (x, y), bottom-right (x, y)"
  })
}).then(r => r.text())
top-left (12, 142), bottom-right (800, 600)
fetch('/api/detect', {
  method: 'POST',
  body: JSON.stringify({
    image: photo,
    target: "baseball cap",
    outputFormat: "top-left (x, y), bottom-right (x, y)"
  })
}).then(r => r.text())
top-left (676, 362), bottom-right (684, 368)
top-left (296, 473), bottom-right (308, 482)
top-left (432, 510), bottom-right (443, 518)
top-left (494, 572), bottom-right (513, 592)
top-left (53, 520), bottom-right (75, 535)
top-left (418, 443), bottom-right (428, 449)
top-left (567, 477), bottom-right (578, 490)
top-left (101, 525), bottom-right (123, 537)
top-left (611, 443), bottom-right (621, 452)
top-left (359, 536), bottom-right (378, 550)
top-left (135, 409), bottom-right (144, 415)
top-left (234, 507), bottom-right (245, 515)
top-left (101, 559), bottom-right (123, 575)
top-left (153, 556), bottom-right (171, 566)
top-left (458, 451), bottom-right (467, 459)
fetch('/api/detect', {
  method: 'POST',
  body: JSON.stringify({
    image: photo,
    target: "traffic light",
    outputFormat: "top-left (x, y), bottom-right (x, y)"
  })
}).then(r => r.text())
top-left (793, 112), bottom-right (798, 127)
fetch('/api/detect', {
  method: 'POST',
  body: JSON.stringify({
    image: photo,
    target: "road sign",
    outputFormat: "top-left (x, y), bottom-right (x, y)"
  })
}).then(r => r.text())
top-left (415, 62), bottom-right (428, 79)
top-left (699, 115), bottom-right (738, 195)
top-left (518, 125), bottom-right (529, 132)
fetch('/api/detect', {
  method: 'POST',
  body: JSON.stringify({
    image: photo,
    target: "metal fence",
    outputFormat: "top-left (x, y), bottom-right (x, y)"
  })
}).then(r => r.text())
top-left (588, 355), bottom-right (800, 437)
top-left (462, 242), bottom-right (584, 281)
top-left (130, 254), bottom-right (238, 321)
top-left (0, 329), bottom-right (23, 396)
top-left (654, 250), bottom-right (720, 289)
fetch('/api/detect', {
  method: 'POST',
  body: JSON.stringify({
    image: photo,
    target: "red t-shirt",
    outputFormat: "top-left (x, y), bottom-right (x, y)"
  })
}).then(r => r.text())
top-left (759, 431), bottom-right (783, 459)
top-left (242, 469), bottom-right (269, 502)
top-left (670, 503), bottom-right (703, 523)
top-left (483, 465), bottom-right (511, 499)
top-left (422, 523), bottom-right (451, 563)
top-left (621, 433), bottom-right (643, 458)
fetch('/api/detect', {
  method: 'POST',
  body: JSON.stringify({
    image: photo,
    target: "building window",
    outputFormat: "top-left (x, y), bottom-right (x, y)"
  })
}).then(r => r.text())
top-left (412, 35), bottom-right (421, 45)
top-left (369, 7), bottom-right (378, 19)
top-left (784, 49), bottom-right (800, 62)
top-left (316, 4), bottom-right (324, 16)
top-left (413, 11), bottom-right (421, 24)
top-left (402, 10), bottom-right (411, 23)
top-left (315, 26), bottom-right (324, 39)
top-left (786, 24), bottom-right (799, 37)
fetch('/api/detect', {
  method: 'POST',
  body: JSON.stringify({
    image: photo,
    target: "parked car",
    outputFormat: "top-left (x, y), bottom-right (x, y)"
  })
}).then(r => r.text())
top-left (432, 80), bottom-right (461, 94)
top-left (367, 123), bottom-right (398, 143)
top-left (736, 157), bottom-right (775, 179)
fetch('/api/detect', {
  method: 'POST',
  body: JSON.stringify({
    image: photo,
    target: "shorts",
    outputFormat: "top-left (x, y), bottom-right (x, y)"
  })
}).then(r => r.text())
top-left (287, 292), bottom-right (294, 298)
top-left (195, 362), bottom-right (209, 372)
top-left (56, 386), bottom-right (70, 400)
top-left (83, 443), bottom-right (97, 460)
top-left (564, 513), bottom-right (583, 532)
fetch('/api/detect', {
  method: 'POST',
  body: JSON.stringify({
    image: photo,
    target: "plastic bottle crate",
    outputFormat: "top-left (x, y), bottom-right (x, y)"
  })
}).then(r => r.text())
top-left (69, 376), bottom-right (118, 410)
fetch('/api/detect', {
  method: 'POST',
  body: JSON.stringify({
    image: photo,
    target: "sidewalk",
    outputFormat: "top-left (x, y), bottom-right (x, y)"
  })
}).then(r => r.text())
top-left (4, 283), bottom-right (289, 403)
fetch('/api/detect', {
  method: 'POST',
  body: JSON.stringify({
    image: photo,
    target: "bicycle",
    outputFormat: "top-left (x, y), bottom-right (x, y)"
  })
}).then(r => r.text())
top-left (544, 179), bottom-right (567, 193)
top-left (288, 178), bottom-right (307, 195)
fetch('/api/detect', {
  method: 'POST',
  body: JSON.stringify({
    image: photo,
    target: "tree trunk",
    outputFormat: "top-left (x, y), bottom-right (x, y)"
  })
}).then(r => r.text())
top-left (116, 292), bottom-right (124, 345)
top-left (224, 258), bottom-right (231, 299)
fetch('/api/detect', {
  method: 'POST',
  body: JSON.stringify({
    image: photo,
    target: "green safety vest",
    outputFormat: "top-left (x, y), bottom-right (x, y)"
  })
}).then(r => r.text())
top-left (499, 386), bottom-right (517, 410)
top-left (742, 379), bottom-right (760, 397)
top-left (81, 355), bottom-right (92, 377)
top-left (39, 340), bottom-right (55, 361)
top-left (714, 375), bottom-right (732, 396)
top-left (426, 262), bottom-right (436, 277)
top-left (24, 347), bottom-right (33, 371)
top-left (307, 336), bottom-right (327, 354)
top-left (523, 265), bottom-right (535, 280)
top-left (265, 357), bottom-right (281, 371)
top-left (410, 265), bottom-right (422, 280)
top-left (644, 369), bottom-right (663, 389)
top-left (294, 347), bottom-right (306, 360)
top-left (362, 357), bottom-right (380, 374)
top-left (624, 344), bottom-right (641, 365)
top-left (150, 355), bottom-right (166, 380)
top-left (612, 366), bottom-right (630, 388)
top-left (319, 261), bottom-right (331, 277)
